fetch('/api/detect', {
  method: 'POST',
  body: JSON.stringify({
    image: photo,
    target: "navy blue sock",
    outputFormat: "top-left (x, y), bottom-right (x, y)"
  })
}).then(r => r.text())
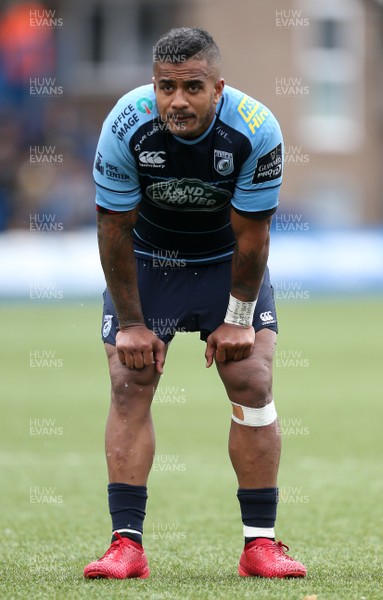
top-left (108, 483), bottom-right (148, 544)
top-left (237, 487), bottom-right (278, 544)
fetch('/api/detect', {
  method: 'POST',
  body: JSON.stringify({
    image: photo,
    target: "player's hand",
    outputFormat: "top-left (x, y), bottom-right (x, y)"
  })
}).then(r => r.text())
top-left (205, 322), bottom-right (255, 368)
top-left (116, 325), bottom-right (166, 373)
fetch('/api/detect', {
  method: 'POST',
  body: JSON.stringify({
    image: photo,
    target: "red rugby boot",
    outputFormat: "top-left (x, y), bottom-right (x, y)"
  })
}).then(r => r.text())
top-left (238, 538), bottom-right (306, 578)
top-left (84, 532), bottom-right (150, 579)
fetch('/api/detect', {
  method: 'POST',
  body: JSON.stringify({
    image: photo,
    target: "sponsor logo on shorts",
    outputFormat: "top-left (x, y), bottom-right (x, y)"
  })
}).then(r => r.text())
top-left (103, 315), bottom-right (113, 338)
top-left (260, 311), bottom-right (276, 324)
top-left (253, 144), bottom-right (282, 184)
top-left (139, 151), bottom-right (166, 168)
top-left (214, 150), bottom-right (234, 176)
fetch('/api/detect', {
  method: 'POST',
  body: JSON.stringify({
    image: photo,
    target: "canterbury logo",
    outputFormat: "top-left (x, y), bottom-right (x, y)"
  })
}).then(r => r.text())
top-left (139, 151), bottom-right (166, 165)
top-left (260, 311), bottom-right (274, 322)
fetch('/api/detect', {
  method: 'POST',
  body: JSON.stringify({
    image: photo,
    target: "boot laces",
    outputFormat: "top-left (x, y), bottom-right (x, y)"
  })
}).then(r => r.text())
top-left (276, 541), bottom-right (289, 553)
top-left (273, 540), bottom-right (295, 561)
top-left (99, 532), bottom-right (126, 561)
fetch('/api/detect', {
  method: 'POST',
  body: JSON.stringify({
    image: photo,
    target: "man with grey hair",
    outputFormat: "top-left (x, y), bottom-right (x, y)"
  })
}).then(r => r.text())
top-left (84, 27), bottom-right (306, 580)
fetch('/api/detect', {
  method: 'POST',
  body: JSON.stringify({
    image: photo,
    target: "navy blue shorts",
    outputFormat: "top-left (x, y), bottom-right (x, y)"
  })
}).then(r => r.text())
top-left (101, 259), bottom-right (278, 345)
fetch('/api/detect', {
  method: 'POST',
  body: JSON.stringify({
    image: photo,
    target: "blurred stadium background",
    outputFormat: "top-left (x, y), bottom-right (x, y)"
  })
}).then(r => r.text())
top-left (0, 0), bottom-right (382, 296)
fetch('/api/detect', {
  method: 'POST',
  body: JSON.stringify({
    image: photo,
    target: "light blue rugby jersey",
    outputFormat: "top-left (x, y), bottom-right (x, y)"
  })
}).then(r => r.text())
top-left (94, 84), bottom-right (283, 264)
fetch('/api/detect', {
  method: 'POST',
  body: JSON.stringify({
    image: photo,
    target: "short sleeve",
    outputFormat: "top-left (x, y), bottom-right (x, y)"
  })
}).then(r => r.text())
top-left (93, 104), bottom-right (141, 212)
top-left (231, 111), bottom-right (283, 214)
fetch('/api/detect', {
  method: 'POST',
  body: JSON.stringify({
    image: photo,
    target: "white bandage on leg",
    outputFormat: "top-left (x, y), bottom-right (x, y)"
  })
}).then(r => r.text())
top-left (231, 400), bottom-right (277, 427)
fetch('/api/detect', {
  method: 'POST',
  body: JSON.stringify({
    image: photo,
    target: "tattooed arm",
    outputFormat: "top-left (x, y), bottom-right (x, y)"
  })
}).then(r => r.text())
top-left (98, 208), bottom-right (143, 326)
top-left (230, 209), bottom-right (272, 303)
top-left (98, 209), bottom-right (165, 372)
top-left (205, 209), bottom-right (272, 367)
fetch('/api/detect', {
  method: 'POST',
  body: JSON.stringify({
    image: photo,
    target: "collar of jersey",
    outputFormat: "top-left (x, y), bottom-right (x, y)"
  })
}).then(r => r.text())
top-left (172, 114), bottom-right (217, 145)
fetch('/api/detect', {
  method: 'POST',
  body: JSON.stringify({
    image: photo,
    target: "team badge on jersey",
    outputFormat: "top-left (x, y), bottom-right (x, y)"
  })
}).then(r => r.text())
top-left (103, 315), bottom-right (113, 338)
top-left (214, 150), bottom-right (234, 176)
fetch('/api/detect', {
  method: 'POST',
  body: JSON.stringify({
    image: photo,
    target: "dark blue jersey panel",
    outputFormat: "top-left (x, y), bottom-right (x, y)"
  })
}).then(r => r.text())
top-left (93, 84), bottom-right (283, 264)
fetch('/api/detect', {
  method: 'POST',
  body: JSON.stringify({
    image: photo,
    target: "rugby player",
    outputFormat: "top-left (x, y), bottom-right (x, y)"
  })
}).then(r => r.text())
top-left (84, 27), bottom-right (306, 580)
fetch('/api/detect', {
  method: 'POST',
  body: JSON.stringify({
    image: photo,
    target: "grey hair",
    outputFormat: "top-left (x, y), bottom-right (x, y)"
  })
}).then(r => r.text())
top-left (153, 27), bottom-right (221, 76)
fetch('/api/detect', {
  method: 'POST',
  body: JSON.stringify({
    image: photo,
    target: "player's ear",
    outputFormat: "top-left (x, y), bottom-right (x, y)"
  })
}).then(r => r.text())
top-left (152, 76), bottom-right (157, 92)
top-left (213, 78), bottom-right (225, 105)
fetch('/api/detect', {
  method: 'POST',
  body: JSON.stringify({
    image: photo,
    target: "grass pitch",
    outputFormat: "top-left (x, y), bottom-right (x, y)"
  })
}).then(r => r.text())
top-left (1, 297), bottom-right (382, 599)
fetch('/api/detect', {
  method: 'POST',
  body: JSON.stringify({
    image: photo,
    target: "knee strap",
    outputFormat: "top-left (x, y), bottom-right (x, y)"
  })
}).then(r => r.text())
top-left (231, 400), bottom-right (277, 427)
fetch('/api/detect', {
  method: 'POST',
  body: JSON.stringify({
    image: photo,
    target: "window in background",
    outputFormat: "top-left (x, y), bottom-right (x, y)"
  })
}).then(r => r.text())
top-left (294, 0), bottom-right (364, 152)
top-left (57, 0), bottom-right (184, 95)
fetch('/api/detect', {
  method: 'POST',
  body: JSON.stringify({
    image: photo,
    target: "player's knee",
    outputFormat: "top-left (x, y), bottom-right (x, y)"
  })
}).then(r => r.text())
top-left (223, 360), bottom-right (273, 407)
top-left (110, 371), bottom-right (156, 411)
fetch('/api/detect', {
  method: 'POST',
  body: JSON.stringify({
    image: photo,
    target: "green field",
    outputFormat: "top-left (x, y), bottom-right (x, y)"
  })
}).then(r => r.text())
top-left (1, 297), bottom-right (382, 599)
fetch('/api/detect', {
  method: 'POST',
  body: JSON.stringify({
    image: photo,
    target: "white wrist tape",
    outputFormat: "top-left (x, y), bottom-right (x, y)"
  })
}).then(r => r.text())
top-left (224, 293), bottom-right (257, 328)
top-left (231, 400), bottom-right (277, 427)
